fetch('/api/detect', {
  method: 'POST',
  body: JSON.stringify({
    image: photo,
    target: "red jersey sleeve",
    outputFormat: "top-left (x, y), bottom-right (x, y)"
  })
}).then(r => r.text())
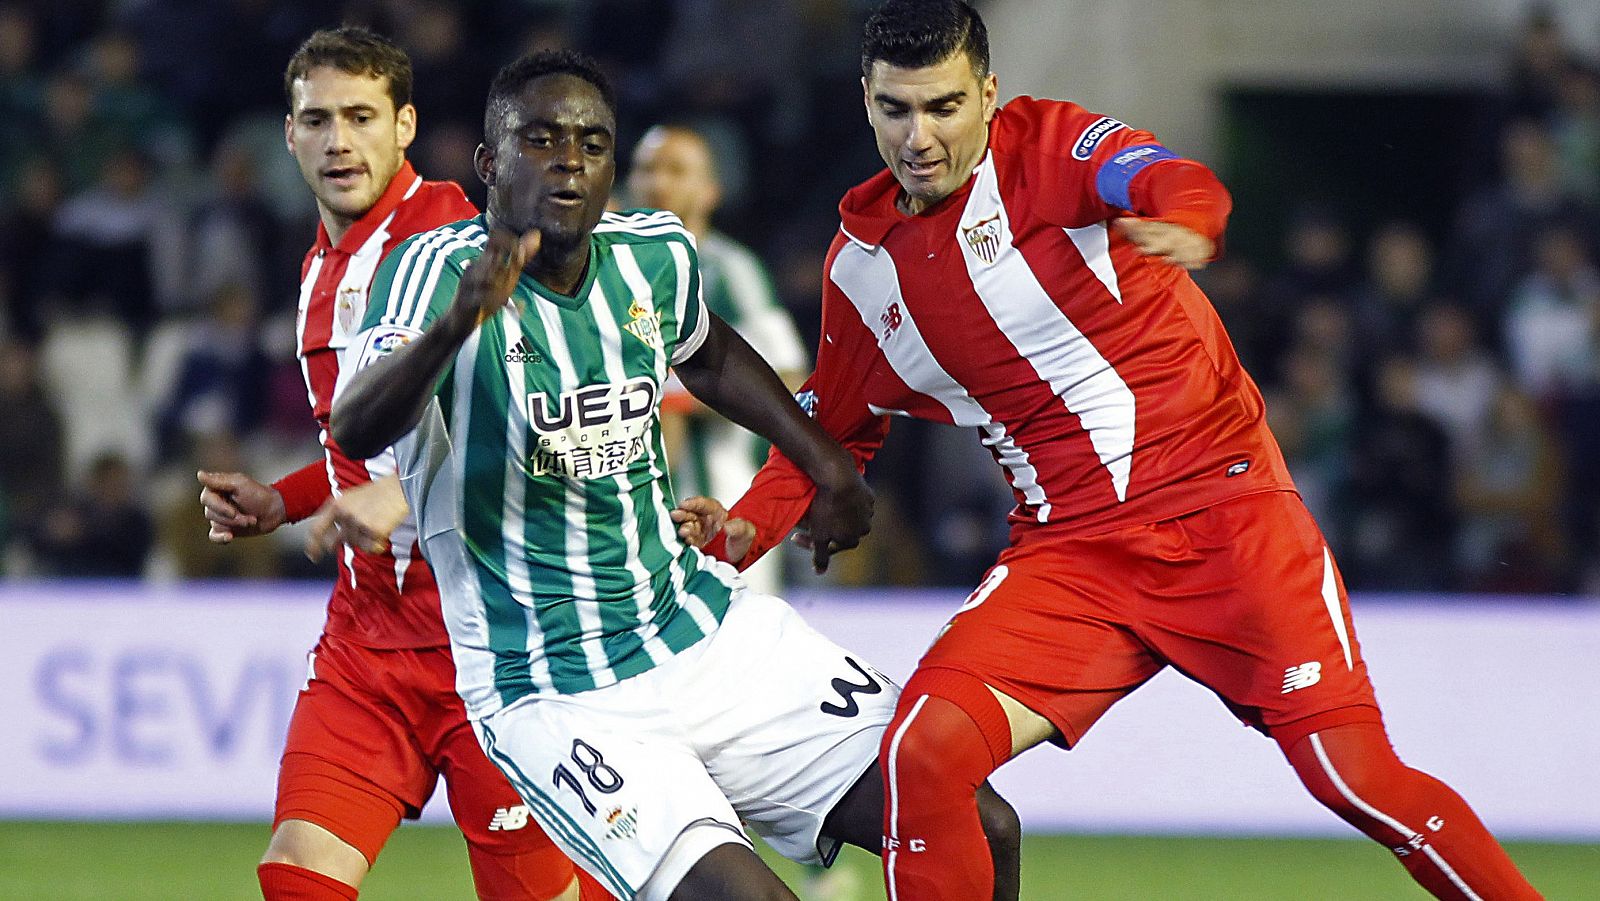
top-left (271, 458), bottom-right (331, 524)
top-left (997, 97), bottom-right (1230, 247)
top-left (719, 234), bottom-right (892, 568)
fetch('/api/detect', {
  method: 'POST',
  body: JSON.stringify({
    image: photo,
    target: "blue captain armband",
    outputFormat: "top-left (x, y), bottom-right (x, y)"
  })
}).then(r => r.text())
top-left (1095, 144), bottom-right (1179, 211)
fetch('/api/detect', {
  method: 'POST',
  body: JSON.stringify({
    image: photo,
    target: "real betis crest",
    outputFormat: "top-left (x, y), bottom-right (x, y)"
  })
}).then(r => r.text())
top-left (623, 297), bottom-right (663, 349)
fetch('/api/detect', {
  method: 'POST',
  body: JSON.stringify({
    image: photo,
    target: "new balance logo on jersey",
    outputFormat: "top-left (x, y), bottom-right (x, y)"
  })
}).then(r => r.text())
top-left (880, 302), bottom-right (903, 340)
top-left (487, 805), bottom-right (531, 831)
top-left (1281, 661), bottom-right (1323, 693)
top-left (505, 337), bottom-right (543, 364)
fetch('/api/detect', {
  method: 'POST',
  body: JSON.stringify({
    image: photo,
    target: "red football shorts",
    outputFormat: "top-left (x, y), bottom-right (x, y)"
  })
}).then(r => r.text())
top-left (918, 490), bottom-right (1382, 752)
top-left (276, 633), bottom-right (576, 898)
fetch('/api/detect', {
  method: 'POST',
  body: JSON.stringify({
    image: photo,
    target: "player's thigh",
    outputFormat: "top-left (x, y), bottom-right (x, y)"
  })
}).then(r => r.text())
top-left (275, 640), bottom-right (433, 863)
top-left (918, 539), bottom-right (1160, 748)
top-left (473, 688), bottom-right (749, 901)
top-left (677, 590), bottom-right (898, 865)
top-left (1148, 491), bottom-right (1381, 738)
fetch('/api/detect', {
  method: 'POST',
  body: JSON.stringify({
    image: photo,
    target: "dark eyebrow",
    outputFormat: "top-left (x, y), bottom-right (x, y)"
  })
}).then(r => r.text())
top-left (298, 103), bottom-right (378, 118)
top-left (524, 117), bottom-right (614, 140)
top-left (873, 89), bottom-right (967, 109)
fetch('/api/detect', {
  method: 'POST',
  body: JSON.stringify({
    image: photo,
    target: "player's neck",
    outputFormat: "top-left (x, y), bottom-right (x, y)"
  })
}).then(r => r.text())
top-left (528, 242), bottom-right (591, 297)
top-left (318, 205), bottom-right (359, 247)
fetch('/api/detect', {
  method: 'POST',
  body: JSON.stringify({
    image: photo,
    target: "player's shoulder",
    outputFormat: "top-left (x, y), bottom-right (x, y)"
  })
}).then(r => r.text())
top-left (397, 177), bottom-right (477, 225)
top-left (384, 216), bottom-right (488, 277)
top-left (593, 208), bottom-right (697, 250)
top-left (993, 96), bottom-right (1129, 163)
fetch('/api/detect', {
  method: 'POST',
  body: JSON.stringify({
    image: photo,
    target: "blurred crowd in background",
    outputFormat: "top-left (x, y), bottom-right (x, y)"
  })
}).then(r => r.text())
top-left (0, 0), bottom-right (1597, 596)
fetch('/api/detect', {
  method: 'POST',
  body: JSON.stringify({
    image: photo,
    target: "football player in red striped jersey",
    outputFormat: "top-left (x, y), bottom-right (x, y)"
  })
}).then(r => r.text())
top-left (705, 2), bottom-right (1543, 899)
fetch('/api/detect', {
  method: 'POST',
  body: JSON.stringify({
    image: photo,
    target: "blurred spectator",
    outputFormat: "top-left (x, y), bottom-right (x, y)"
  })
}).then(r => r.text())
top-left (1550, 63), bottom-right (1600, 200)
top-left (0, 340), bottom-right (65, 527)
top-left (1259, 207), bottom-right (1358, 381)
top-left (1506, 9), bottom-right (1574, 121)
top-left (45, 147), bottom-right (183, 338)
top-left (30, 451), bottom-right (153, 577)
top-left (37, 70), bottom-right (123, 192)
top-left (1344, 357), bottom-right (1457, 590)
top-left (1445, 119), bottom-right (1597, 316)
top-left (0, 5), bottom-right (45, 185)
top-left (1503, 222), bottom-right (1600, 400)
top-left (1412, 302), bottom-right (1504, 455)
top-left (155, 431), bottom-right (280, 578)
top-left (186, 142), bottom-right (287, 315)
top-left (82, 29), bottom-right (194, 170)
top-left (1454, 386), bottom-right (1565, 593)
top-left (1349, 221), bottom-right (1436, 366)
top-left (1195, 257), bottom-right (1273, 376)
top-left (1265, 345), bottom-right (1354, 545)
top-left (395, 2), bottom-right (489, 135)
top-left (156, 283), bottom-right (268, 457)
top-left (0, 158), bottom-right (64, 344)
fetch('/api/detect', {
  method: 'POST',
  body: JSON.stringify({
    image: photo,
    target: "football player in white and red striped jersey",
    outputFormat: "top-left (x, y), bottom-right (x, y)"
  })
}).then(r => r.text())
top-left (706, 3), bottom-right (1542, 900)
top-left (196, 27), bottom-right (606, 901)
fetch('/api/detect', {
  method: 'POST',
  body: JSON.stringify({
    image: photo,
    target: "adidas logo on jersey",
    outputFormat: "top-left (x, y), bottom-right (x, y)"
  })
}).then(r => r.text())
top-left (505, 337), bottom-right (543, 364)
top-left (1281, 661), bottom-right (1322, 693)
top-left (487, 805), bottom-right (531, 831)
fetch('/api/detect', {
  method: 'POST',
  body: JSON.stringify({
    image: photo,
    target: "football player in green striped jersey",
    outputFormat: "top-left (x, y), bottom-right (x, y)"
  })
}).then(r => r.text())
top-left (332, 50), bottom-right (1020, 901)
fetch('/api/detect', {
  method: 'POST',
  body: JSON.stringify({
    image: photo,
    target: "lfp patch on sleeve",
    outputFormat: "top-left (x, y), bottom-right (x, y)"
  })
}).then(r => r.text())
top-left (1072, 116), bottom-right (1127, 161)
top-left (356, 327), bottom-right (422, 370)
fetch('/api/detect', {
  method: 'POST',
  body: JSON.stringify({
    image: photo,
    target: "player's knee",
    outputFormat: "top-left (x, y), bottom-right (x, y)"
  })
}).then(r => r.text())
top-left (883, 696), bottom-right (982, 792)
top-left (260, 820), bottom-right (370, 887)
top-left (1286, 723), bottom-right (1407, 822)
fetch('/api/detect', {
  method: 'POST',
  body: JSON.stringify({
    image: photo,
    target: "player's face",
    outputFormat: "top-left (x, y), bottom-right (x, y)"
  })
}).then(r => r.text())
top-left (479, 74), bottom-right (615, 257)
top-left (628, 128), bottom-right (718, 224)
top-left (864, 51), bottom-right (998, 214)
top-left (285, 66), bottom-right (416, 228)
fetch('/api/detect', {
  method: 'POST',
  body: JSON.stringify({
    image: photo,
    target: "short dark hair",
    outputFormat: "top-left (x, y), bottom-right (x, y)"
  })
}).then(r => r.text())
top-left (283, 26), bottom-right (412, 112)
top-left (484, 49), bottom-right (616, 144)
top-left (861, 0), bottom-right (989, 79)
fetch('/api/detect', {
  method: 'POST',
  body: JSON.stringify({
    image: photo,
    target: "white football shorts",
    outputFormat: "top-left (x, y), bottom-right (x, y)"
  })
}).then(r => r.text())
top-left (471, 589), bottom-right (898, 900)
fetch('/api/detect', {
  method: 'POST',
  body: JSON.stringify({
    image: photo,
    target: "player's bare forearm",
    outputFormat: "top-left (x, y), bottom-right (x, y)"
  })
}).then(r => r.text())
top-left (677, 316), bottom-right (852, 488)
top-left (676, 315), bottom-right (872, 570)
top-left (334, 230), bottom-right (538, 459)
top-left (332, 305), bottom-right (475, 459)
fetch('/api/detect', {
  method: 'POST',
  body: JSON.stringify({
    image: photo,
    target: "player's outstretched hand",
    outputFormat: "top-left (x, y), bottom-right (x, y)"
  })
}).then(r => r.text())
top-left (197, 470), bottom-right (286, 543)
top-left (671, 495), bottom-right (728, 548)
top-left (305, 475), bottom-right (410, 560)
top-left (447, 227), bottom-right (542, 330)
top-left (670, 495), bottom-right (759, 562)
top-left (1114, 217), bottom-right (1214, 269)
top-left (799, 468), bottom-right (873, 574)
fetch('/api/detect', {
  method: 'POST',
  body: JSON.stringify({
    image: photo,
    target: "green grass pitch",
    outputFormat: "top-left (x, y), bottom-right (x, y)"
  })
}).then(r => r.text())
top-left (0, 821), bottom-right (1592, 899)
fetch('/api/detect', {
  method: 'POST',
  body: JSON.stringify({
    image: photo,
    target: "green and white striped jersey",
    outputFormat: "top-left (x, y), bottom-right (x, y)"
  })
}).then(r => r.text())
top-left (350, 210), bottom-right (740, 714)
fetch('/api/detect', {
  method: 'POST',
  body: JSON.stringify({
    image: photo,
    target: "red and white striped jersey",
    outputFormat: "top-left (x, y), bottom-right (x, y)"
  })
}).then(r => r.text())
top-left (726, 97), bottom-right (1294, 564)
top-left (294, 161), bottom-right (475, 648)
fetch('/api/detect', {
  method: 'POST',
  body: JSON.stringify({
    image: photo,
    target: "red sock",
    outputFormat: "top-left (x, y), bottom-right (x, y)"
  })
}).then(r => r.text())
top-left (880, 669), bottom-right (1011, 901)
top-left (257, 862), bottom-right (360, 900)
top-left (1284, 722), bottom-right (1543, 900)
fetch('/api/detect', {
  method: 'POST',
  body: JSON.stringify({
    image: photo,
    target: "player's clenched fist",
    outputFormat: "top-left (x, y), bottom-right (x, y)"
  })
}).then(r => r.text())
top-left (798, 462), bottom-right (874, 573)
top-left (447, 227), bottom-right (542, 330)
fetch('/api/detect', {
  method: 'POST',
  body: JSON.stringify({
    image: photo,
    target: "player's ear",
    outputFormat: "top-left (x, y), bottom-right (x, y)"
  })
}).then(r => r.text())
top-left (981, 72), bottom-right (999, 123)
top-left (284, 113), bottom-right (295, 155)
top-left (395, 103), bottom-right (417, 151)
top-left (474, 142), bottom-right (494, 187)
top-left (861, 76), bottom-right (871, 121)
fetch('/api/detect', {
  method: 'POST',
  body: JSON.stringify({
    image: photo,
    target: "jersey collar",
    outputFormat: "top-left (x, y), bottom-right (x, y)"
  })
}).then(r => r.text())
top-left (838, 156), bottom-right (982, 249)
top-left (313, 160), bottom-right (422, 256)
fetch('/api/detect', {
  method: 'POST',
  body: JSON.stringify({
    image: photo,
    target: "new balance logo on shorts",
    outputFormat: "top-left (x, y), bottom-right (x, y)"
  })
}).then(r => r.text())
top-left (505, 337), bottom-right (543, 364)
top-left (487, 805), bottom-right (532, 831)
top-left (1281, 661), bottom-right (1322, 693)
